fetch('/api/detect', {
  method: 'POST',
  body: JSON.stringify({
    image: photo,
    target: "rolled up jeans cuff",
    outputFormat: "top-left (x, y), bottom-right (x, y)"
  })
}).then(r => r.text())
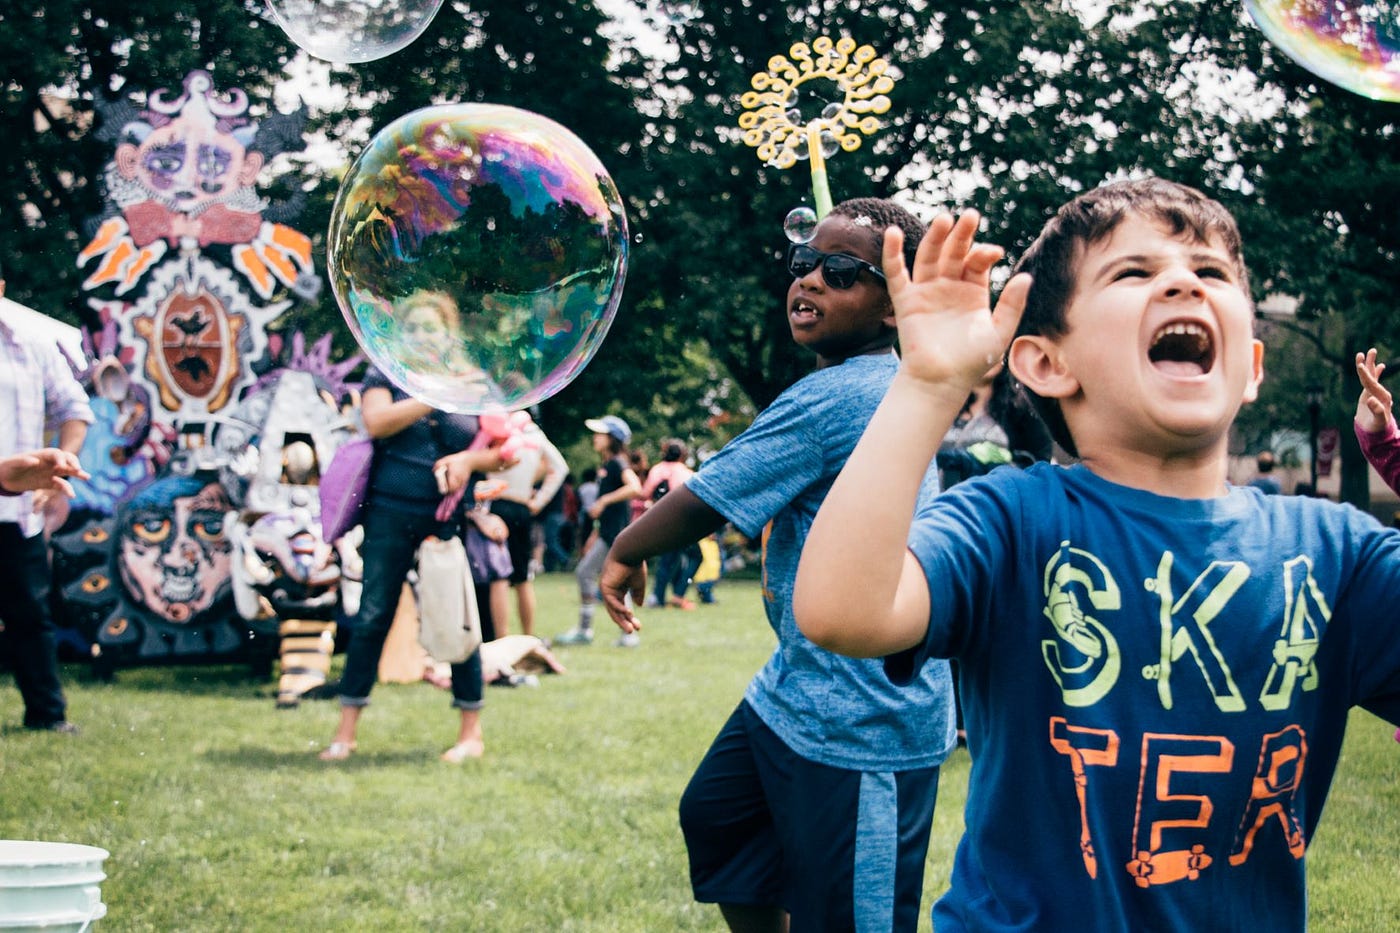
top-left (452, 699), bottom-right (484, 712)
top-left (338, 695), bottom-right (370, 708)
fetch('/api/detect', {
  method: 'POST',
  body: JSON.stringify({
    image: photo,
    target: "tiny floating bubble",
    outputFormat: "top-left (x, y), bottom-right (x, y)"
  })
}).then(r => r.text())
top-left (783, 206), bottom-right (818, 243)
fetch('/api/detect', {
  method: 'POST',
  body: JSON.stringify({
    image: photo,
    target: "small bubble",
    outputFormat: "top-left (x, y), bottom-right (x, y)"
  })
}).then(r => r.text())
top-left (784, 206), bottom-right (818, 243)
top-left (633, 233), bottom-right (644, 244)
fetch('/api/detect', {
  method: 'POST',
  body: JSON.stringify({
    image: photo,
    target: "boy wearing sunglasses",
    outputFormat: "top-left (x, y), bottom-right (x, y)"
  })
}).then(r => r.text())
top-left (599, 199), bottom-right (957, 932)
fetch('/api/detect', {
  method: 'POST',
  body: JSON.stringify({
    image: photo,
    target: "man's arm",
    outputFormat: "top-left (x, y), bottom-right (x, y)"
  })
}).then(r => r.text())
top-left (600, 486), bottom-right (727, 632)
top-left (794, 212), bottom-right (1028, 658)
top-left (56, 418), bottom-right (86, 455)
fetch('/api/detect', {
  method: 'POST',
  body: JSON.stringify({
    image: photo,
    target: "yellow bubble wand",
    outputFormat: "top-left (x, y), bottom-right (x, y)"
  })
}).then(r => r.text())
top-left (737, 36), bottom-right (895, 219)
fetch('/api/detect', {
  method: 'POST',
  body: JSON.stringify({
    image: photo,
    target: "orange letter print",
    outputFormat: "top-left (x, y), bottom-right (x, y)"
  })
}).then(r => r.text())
top-left (1049, 717), bottom-right (1120, 878)
top-left (1125, 734), bottom-right (1234, 888)
top-left (1229, 725), bottom-right (1307, 865)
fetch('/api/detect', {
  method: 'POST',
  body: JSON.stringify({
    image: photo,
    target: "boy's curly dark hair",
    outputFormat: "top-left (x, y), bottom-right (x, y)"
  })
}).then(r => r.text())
top-left (1010, 178), bottom-right (1249, 458)
top-left (829, 198), bottom-right (927, 275)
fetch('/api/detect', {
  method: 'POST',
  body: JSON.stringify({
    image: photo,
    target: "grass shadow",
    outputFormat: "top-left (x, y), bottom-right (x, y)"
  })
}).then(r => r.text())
top-left (202, 744), bottom-right (456, 771)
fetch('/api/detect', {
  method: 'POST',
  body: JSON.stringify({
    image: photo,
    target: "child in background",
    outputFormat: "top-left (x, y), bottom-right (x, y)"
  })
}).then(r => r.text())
top-left (691, 531), bottom-right (722, 605)
top-left (1352, 347), bottom-right (1400, 744)
top-left (796, 179), bottom-right (1400, 931)
top-left (1354, 348), bottom-right (1400, 493)
top-left (600, 198), bottom-right (956, 933)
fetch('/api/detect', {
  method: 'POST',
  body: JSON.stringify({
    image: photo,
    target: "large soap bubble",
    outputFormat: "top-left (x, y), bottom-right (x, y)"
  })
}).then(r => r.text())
top-left (266, 0), bottom-right (444, 64)
top-left (1246, 0), bottom-right (1400, 102)
top-left (328, 104), bottom-right (629, 413)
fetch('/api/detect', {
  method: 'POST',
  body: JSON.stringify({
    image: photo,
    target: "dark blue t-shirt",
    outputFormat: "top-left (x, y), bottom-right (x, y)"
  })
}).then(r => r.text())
top-left (899, 463), bottom-right (1400, 932)
top-left (362, 368), bottom-right (479, 517)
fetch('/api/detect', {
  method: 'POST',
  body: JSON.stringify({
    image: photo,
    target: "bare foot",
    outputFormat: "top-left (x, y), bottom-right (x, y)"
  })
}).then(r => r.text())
top-left (440, 738), bottom-right (484, 763)
top-left (318, 741), bottom-right (356, 761)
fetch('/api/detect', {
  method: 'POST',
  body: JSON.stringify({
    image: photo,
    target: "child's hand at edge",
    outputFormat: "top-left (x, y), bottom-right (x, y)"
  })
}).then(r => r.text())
top-left (882, 210), bottom-right (1032, 395)
top-left (1355, 348), bottom-right (1394, 434)
top-left (599, 555), bottom-right (646, 633)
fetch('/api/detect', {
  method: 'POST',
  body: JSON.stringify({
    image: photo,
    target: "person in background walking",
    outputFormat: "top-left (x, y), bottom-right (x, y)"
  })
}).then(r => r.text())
top-left (556, 416), bottom-right (641, 647)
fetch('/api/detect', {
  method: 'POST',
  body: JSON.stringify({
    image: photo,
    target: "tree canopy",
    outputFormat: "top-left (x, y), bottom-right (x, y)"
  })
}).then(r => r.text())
top-left (5, 0), bottom-right (1400, 499)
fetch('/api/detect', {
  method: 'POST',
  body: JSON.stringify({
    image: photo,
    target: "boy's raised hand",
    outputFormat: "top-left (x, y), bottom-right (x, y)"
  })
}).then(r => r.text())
top-left (1355, 348), bottom-right (1393, 433)
top-left (882, 210), bottom-right (1030, 393)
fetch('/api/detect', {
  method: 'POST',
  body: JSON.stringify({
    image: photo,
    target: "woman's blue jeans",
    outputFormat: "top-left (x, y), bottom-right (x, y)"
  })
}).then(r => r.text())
top-left (337, 507), bottom-right (483, 710)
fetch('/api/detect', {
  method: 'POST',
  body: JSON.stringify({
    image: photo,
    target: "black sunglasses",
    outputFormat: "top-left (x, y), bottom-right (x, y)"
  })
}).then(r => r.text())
top-left (786, 243), bottom-right (887, 290)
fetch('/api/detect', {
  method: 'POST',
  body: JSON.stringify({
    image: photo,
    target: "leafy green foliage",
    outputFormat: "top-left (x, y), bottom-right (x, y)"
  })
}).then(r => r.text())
top-left (8, 1), bottom-right (1400, 501)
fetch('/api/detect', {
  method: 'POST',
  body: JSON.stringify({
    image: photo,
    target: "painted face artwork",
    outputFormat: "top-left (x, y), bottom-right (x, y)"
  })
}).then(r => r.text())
top-left (117, 478), bottom-right (233, 624)
top-left (125, 118), bottom-right (257, 210)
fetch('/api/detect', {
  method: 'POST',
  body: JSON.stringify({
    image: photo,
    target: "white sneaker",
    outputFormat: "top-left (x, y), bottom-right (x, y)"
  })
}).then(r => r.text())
top-left (642, 595), bottom-right (661, 608)
top-left (614, 632), bottom-right (641, 648)
top-left (554, 628), bottom-right (594, 646)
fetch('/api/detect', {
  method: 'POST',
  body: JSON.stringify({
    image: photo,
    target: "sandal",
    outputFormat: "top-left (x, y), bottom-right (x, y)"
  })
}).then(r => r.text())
top-left (421, 665), bottom-right (452, 690)
top-left (440, 739), bottom-right (484, 764)
top-left (318, 741), bottom-right (356, 761)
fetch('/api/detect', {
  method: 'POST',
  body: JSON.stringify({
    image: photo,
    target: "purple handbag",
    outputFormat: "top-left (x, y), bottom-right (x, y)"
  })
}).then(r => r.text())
top-left (319, 437), bottom-right (374, 543)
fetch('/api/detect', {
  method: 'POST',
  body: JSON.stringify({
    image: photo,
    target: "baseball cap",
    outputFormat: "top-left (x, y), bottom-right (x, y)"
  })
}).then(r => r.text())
top-left (584, 415), bottom-right (631, 443)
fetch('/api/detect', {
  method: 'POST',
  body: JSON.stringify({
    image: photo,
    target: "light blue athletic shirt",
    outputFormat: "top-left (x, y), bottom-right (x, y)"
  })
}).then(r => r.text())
top-left (898, 463), bottom-right (1400, 932)
top-left (687, 352), bottom-right (956, 772)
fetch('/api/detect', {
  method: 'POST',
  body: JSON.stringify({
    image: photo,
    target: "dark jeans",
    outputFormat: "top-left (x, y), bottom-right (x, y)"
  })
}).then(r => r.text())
top-left (0, 524), bottom-right (67, 726)
top-left (338, 508), bottom-right (483, 710)
top-left (541, 510), bottom-right (570, 570)
top-left (653, 546), bottom-right (699, 603)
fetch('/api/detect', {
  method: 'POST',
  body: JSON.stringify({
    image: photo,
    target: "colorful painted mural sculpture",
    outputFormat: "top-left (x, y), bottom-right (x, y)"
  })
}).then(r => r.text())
top-left (224, 366), bottom-right (363, 706)
top-left (51, 70), bottom-right (359, 682)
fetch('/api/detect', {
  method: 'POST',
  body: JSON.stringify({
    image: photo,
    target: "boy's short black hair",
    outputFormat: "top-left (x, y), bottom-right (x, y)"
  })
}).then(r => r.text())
top-left (1010, 177), bottom-right (1250, 458)
top-left (828, 197), bottom-right (926, 275)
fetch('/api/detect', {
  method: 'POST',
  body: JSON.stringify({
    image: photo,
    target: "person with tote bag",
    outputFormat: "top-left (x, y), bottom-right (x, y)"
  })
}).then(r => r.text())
top-left (319, 351), bottom-right (513, 764)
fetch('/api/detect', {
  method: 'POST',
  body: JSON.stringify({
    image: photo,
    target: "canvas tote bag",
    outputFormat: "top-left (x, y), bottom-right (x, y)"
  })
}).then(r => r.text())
top-left (415, 535), bottom-right (482, 664)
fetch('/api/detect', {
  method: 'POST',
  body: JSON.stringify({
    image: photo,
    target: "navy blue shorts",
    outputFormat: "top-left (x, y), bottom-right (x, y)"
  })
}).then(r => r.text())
top-left (679, 701), bottom-right (940, 932)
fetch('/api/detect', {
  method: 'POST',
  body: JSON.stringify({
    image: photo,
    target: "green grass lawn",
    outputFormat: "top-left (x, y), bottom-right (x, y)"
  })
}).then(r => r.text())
top-left (2, 574), bottom-right (1397, 930)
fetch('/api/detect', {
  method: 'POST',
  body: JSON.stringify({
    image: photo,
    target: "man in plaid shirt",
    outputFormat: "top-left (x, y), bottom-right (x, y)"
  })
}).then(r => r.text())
top-left (0, 259), bottom-right (92, 733)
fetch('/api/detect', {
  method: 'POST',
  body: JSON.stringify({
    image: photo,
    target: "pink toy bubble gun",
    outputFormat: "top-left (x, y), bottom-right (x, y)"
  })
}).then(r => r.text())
top-left (435, 411), bottom-right (538, 520)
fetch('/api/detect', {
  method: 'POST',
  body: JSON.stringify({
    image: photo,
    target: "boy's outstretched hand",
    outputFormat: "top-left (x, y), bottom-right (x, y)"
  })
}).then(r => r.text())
top-left (882, 210), bottom-right (1031, 394)
top-left (1356, 348), bottom-right (1393, 434)
top-left (600, 556), bottom-right (646, 634)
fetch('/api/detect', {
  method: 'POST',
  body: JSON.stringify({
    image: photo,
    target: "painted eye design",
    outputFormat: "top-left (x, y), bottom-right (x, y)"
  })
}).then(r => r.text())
top-left (192, 516), bottom-right (225, 541)
top-left (132, 518), bottom-right (171, 543)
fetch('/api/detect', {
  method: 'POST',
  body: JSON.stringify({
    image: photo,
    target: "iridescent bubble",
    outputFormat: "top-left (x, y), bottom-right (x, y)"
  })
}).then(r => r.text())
top-left (327, 104), bottom-right (630, 413)
top-left (784, 206), bottom-right (818, 243)
top-left (266, 0), bottom-right (445, 64)
top-left (1246, 0), bottom-right (1400, 102)
top-left (818, 130), bottom-right (840, 159)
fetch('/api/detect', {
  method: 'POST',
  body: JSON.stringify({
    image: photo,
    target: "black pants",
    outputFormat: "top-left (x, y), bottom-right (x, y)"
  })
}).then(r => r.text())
top-left (0, 524), bottom-right (67, 726)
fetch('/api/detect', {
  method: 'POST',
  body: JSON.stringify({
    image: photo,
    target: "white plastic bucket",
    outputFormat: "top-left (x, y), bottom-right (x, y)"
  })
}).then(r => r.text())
top-left (0, 841), bottom-right (109, 932)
